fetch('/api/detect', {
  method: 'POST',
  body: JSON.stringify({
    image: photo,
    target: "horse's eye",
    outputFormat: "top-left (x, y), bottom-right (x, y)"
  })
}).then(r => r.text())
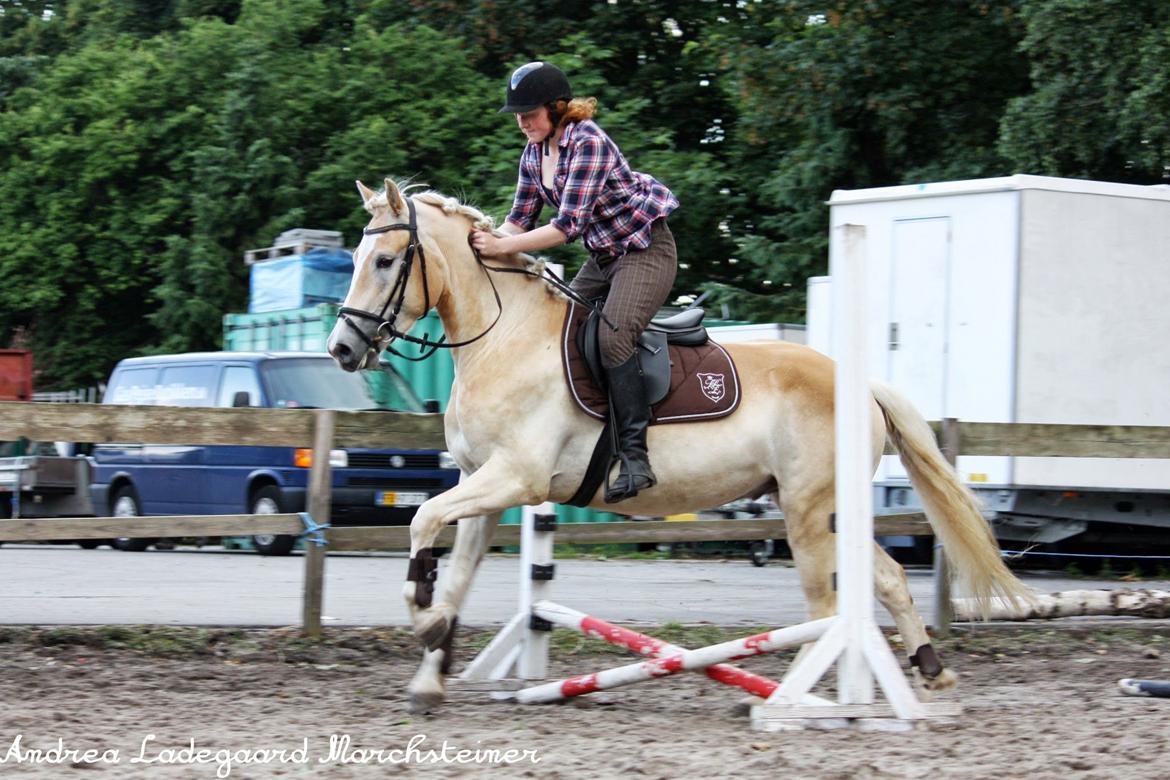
top-left (375, 255), bottom-right (394, 270)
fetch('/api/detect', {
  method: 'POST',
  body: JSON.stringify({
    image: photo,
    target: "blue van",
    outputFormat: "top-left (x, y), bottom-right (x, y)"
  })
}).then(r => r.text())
top-left (89, 352), bottom-right (459, 555)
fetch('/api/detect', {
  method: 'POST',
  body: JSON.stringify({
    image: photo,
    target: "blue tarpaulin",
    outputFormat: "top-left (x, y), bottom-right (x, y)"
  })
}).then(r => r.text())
top-left (249, 248), bottom-right (354, 313)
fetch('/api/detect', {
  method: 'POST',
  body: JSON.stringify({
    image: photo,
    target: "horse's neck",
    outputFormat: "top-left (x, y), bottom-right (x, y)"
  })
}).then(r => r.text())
top-left (432, 240), bottom-right (565, 374)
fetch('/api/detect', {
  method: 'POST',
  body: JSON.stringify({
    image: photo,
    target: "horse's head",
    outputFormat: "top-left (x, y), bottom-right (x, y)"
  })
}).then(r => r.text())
top-left (328, 179), bottom-right (444, 371)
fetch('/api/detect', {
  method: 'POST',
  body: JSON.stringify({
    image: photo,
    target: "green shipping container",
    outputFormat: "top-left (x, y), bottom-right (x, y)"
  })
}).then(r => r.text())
top-left (499, 505), bottom-right (626, 525)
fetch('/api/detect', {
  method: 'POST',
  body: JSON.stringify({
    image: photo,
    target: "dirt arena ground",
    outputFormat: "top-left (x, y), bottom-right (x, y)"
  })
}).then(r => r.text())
top-left (1, 622), bottom-right (1168, 779)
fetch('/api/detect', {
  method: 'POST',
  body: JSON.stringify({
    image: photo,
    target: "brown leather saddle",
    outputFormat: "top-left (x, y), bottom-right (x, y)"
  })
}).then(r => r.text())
top-left (561, 301), bottom-right (741, 506)
top-left (562, 301), bottom-right (741, 424)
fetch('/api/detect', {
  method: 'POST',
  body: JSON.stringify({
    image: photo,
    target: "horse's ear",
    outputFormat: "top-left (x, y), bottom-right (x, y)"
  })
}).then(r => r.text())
top-left (383, 178), bottom-right (406, 216)
top-left (355, 180), bottom-right (378, 208)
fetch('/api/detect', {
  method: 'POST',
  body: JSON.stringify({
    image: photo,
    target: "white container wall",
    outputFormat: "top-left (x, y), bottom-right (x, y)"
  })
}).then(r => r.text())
top-left (813, 175), bottom-right (1170, 491)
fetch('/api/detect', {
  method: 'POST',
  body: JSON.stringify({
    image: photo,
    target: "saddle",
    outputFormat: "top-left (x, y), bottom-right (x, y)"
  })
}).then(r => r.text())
top-left (562, 301), bottom-right (741, 506)
top-left (563, 301), bottom-right (741, 424)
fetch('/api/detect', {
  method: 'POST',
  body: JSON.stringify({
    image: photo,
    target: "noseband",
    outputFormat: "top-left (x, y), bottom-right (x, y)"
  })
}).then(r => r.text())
top-left (337, 196), bottom-right (614, 362)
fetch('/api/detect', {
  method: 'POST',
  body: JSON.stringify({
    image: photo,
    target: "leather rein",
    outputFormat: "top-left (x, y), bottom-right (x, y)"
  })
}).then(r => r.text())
top-left (336, 197), bottom-right (612, 362)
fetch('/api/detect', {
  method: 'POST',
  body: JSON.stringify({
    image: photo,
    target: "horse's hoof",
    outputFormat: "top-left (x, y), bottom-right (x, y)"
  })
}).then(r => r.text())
top-left (415, 607), bottom-right (453, 651)
top-left (408, 689), bottom-right (444, 715)
top-left (915, 667), bottom-right (959, 694)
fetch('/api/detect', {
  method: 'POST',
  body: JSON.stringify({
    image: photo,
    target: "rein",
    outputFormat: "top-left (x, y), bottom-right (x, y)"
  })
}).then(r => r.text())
top-left (336, 197), bottom-right (613, 362)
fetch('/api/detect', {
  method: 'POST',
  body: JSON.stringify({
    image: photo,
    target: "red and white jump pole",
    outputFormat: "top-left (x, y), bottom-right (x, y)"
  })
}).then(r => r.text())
top-left (516, 606), bottom-right (834, 704)
top-left (527, 601), bottom-right (788, 700)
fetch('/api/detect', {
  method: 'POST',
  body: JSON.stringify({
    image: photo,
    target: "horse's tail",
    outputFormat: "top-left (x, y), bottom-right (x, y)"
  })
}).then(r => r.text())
top-left (871, 381), bottom-right (1035, 619)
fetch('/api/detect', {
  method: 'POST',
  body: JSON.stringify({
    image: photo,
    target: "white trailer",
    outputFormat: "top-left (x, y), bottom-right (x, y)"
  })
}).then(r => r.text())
top-left (810, 174), bottom-right (1170, 547)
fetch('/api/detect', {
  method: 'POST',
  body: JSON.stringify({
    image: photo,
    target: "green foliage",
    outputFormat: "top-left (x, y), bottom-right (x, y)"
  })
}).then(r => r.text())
top-left (718, 0), bottom-right (1029, 321)
top-left (999, 0), bottom-right (1170, 182)
top-left (0, 0), bottom-right (1166, 385)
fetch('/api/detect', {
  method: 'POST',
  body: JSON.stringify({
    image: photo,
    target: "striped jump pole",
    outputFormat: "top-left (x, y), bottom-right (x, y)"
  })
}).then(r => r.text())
top-left (1119, 678), bottom-right (1170, 698)
top-left (532, 601), bottom-right (783, 700)
top-left (515, 612), bottom-right (835, 704)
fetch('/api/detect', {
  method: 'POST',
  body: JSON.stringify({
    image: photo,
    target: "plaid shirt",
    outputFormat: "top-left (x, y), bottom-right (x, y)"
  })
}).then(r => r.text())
top-left (505, 120), bottom-right (679, 257)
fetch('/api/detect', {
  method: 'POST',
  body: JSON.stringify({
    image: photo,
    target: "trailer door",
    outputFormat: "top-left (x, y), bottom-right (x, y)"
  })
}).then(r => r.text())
top-left (883, 218), bottom-right (951, 480)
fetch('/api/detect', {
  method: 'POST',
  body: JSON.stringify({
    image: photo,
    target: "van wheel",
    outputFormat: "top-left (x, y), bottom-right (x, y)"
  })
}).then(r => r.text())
top-left (111, 487), bottom-right (151, 552)
top-left (250, 486), bottom-right (295, 556)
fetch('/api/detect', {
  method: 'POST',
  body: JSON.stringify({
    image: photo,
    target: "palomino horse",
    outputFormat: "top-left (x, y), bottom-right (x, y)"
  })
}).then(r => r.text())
top-left (327, 179), bottom-right (1033, 713)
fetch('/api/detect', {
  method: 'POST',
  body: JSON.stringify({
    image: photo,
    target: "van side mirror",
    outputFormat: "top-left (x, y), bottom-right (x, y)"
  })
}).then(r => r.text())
top-left (423, 399), bottom-right (441, 414)
top-left (232, 391), bottom-right (253, 408)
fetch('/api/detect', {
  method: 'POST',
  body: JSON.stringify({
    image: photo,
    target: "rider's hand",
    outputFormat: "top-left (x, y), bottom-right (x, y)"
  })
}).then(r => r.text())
top-left (470, 229), bottom-right (507, 258)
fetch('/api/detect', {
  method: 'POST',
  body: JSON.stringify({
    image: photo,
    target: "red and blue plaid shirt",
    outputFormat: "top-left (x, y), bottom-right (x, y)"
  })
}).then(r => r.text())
top-left (505, 120), bottom-right (679, 257)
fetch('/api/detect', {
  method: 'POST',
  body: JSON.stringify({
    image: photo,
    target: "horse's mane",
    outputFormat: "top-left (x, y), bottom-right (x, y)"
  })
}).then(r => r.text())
top-left (366, 183), bottom-right (561, 298)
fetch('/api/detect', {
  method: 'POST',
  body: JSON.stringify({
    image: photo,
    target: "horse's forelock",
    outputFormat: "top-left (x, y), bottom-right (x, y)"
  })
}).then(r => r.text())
top-left (362, 191), bottom-right (384, 215)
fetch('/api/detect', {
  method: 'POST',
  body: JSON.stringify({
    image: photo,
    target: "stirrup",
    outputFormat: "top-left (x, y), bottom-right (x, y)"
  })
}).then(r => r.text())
top-left (604, 451), bottom-right (657, 503)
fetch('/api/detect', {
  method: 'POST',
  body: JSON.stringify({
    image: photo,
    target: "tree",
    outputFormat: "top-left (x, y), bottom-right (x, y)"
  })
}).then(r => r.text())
top-left (999, 0), bottom-right (1170, 182)
top-left (707, 0), bottom-right (1029, 321)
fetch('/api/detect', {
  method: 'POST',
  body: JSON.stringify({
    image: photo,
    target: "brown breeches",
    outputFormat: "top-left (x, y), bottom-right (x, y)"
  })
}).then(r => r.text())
top-left (568, 219), bottom-right (678, 368)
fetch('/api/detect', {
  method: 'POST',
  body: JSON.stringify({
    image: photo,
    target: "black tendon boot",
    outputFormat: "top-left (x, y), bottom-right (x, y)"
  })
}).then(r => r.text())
top-left (604, 353), bottom-right (657, 503)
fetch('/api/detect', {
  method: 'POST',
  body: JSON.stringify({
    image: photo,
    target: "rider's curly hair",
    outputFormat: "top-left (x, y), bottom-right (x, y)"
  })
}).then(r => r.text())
top-left (551, 96), bottom-right (597, 128)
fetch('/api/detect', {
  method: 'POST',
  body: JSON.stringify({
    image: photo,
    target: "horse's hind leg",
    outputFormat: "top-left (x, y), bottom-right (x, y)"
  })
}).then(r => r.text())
top-left (873, 545), bottom-right (957, 692)
top-left (407, 511), bottom-right (500, 714)
top-left (782, 490), bottom-right (955, 692)
top-left (781, 487), bottom-right (843, 667)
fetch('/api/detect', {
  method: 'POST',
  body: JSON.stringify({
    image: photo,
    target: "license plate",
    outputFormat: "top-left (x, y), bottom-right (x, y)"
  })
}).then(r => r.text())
top-left (375, 491), bottom-right (428, 507)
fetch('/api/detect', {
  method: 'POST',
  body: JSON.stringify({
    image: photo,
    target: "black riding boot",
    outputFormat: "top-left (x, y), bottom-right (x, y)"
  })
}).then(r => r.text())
top-left (604, 353), bottom-right (657, 503)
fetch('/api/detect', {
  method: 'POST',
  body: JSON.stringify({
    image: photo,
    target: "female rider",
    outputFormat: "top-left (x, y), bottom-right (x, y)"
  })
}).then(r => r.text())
top-left (470, 61), bottom-right (679, 503)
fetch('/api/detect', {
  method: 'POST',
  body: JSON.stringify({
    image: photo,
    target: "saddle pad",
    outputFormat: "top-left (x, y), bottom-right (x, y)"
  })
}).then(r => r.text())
top-left (561, 301), bottom-right (741, 424)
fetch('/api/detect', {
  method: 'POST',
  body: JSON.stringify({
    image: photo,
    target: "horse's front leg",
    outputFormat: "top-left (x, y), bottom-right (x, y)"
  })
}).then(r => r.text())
top-left (404, 462), bottom-right (541, 648)
top-left (407, 510), bottom-right (501, 714)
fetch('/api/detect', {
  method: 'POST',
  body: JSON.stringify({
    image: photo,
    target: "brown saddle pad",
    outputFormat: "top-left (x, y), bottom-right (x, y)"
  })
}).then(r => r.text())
top-left (561, 301), bottom-right (741, 424)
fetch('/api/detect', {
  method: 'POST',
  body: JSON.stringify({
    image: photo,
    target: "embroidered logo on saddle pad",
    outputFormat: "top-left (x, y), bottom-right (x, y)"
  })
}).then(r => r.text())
top-left (561, 302), bottom-right (741, 425)
top-left (697, 372), bottom-right (726, 403)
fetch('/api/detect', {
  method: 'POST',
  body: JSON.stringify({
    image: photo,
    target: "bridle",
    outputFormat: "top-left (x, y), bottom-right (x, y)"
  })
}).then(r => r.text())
top-left (337, 198), bottom-right (463, 361)
top-left (336, 197), bottom-right (613, 362)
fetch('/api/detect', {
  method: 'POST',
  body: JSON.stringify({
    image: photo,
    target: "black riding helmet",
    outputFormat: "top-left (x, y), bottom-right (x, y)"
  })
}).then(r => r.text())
top-left (498, 61), bottom-right (573, 113)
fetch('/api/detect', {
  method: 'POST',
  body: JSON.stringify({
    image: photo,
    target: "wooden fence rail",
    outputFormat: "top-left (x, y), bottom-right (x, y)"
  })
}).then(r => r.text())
top-left (0, 401), bottom-right (446, 449)
top-left (0, 514), bottom-right (932, 549)
top-left (7, 401), bottom-right (1169, 457)
top-left (3, 400), bottom-right (1170, 634)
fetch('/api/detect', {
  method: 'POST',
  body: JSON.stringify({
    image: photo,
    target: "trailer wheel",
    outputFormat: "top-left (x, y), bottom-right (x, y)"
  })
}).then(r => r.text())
top-left (110, 487), bottom-right (151, 552)
top-left (250, 486), bottom-right (295, 556)
top-left (750, 541), bottom-right (770, 567)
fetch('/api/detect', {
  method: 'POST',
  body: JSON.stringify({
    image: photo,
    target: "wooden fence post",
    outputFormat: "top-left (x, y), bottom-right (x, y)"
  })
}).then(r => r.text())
top-left (933, 417), bottom-right (960, 637)
top-left (302, 409), bottom-right (335, 638)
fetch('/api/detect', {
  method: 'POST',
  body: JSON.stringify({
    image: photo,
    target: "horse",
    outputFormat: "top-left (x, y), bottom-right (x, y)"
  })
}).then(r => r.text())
top-left (327, 179), bottom-right (1034, 714)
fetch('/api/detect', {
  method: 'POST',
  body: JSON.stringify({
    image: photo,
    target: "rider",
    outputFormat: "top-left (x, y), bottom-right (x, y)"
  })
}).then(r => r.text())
top-left (470, 61), bottom-right (679, 503)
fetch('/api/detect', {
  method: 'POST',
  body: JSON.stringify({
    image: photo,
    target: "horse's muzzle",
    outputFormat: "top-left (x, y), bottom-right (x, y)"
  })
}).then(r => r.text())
top-left (328, 339), bottom-right (366, 372)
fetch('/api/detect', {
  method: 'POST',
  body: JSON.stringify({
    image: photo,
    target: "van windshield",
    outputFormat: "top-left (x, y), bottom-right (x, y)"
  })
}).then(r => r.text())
top-left (260, 358), bottom-right (425, 412)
